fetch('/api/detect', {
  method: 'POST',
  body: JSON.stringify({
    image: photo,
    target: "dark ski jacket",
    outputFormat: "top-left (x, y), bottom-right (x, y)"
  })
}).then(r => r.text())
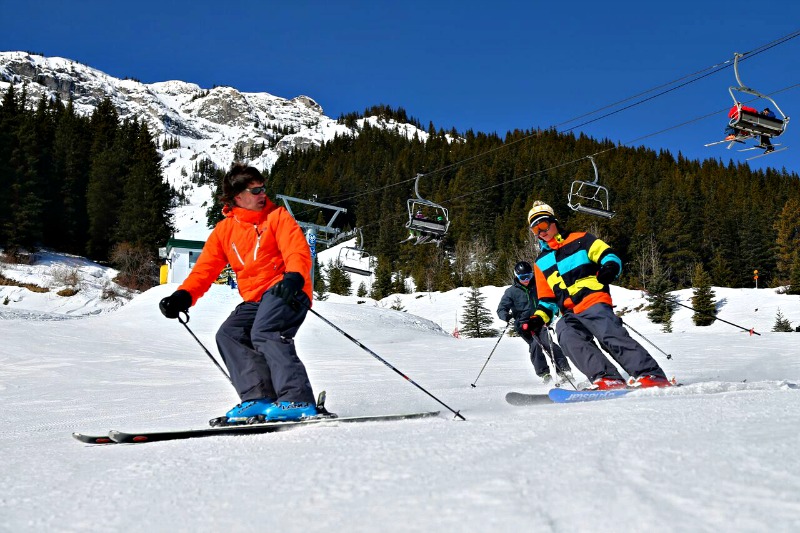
top-left (497, 280), bottom-right (538, 336)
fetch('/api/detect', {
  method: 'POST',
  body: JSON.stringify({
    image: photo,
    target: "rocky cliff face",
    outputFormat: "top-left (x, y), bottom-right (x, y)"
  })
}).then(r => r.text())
top-left (0, 51), bottom-right (430, 239)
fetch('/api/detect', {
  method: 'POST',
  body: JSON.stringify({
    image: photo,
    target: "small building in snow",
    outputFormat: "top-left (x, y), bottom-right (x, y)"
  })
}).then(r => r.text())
top-left (160, 238), bottom-right (205, 284)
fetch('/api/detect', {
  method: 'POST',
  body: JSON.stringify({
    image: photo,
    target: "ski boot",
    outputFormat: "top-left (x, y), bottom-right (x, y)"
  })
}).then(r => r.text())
top-left (261, 401), bottom-right (318, 421)
top-left (245, 391), bottom-right (336, 424)
top-left (628, 375), bottom-right (672, 388)
top-left (589, 377), bottom-right (627, 390)
top-left (209, 398), bottom-right (275, 427)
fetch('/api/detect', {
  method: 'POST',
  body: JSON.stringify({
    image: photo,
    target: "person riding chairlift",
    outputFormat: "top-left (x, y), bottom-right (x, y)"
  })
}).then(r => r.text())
top-left (759, 107), bottom-right (776, 153)
top-left (724, 102), bottom-right (758, 140)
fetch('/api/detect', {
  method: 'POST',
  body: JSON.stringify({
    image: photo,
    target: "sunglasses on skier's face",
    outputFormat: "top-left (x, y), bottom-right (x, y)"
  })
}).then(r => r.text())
top-left (244, 186), bottom-right (267, 195)
top-left (516, 273), bottom-right (533, 282)
top-left (530, 220), bottom-right (552, 234)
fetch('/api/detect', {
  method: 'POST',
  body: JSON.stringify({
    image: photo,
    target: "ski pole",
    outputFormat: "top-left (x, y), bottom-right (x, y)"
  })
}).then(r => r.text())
top-left (644, 290), bottom-right (761, 336)
top-left (470, 321), bottom-right (509, 388)
top-left (620, 318), bottom-right (673, 360)
top-left (534, 328), bottom-right (577, 390)
top-left (302, 302), bottom-right (466, 421)
top-left (177, 312), bottom-right (234, 385)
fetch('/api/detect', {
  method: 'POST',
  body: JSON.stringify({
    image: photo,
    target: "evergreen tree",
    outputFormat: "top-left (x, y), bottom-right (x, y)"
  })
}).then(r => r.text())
top-left (86, 99), bottom-right (124, 259)
top-left (460, 286), bottom-right (498, 338)
top-left (391, 269), bottom-right (409, 294)
top-left (0, 85), bottom-right (21, 248)
top-left (662, 310), bottom-right (674, 333)
top-left (773, 197), bottom-right (800, 285)
top-left (646, 272), bottom-right (676, 327)
top-left (33, 95), bottom-right (61, 249)
top-left (709, 248), bottom-right (735, 287)
top-left (51, 98), bottom-right (90, 254)
top-left (772, 308), bottom-right (793, 332)
top-left (6, 108), bottom-right (47, 250)
top-left (200, 159), bottom-right (226, 227)
top-left (737, 209), bottom-right (778, 288)
top-left (326, 259), bottom-right (352, 296)
top-left (312, 255), bottom-right (327, 297)
top-left (787, 252), bottom-right (800, 296)
top-left (690, 263), bottom-right (717, 326)
top-left (356, 281), bottom-right (368, 297)
top-left (116, 124), bottom-right (174, 250)
top-left (390, 296), bottom-right (406, 311)
top-left (370, 257), bottom-right (393, 300)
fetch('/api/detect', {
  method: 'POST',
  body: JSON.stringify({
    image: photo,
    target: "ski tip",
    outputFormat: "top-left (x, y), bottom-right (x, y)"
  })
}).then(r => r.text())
top-left (107, 430), bottom-right (145, 444)
top-left (72, 432), bottom-right (115, 444)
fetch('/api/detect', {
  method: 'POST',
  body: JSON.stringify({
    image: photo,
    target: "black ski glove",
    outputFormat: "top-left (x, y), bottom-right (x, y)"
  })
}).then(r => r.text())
top-left (596, 262), bottom-right (621, 285)
top-left (159, 289), bottom-right (192, 319)
top-left (522, 316), bottom-right (545, 335)
top-left (270, 272), bottom-right (305, 305)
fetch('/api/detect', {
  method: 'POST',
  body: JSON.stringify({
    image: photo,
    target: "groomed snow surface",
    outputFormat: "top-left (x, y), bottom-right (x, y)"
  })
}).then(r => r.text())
top-left (2, 256), bottom-right (799, 532)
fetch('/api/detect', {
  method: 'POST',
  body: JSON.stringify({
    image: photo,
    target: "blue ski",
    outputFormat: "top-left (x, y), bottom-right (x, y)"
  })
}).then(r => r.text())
top-left (548, 387), bottom-right (632, 403)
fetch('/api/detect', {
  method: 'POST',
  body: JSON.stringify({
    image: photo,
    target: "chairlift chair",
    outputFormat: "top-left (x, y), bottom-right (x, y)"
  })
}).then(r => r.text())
top-left (336, 229), bottom-right (374, 276)
top-left (567, 156), bottom-right (615, 219)
top-left (404, 174), bottom-right (450, 244)
top-left (727, 52), bottom-right (789, 140)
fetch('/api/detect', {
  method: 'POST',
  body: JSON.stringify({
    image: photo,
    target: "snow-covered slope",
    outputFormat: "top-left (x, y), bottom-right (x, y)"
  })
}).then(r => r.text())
top-left (1, 272), bottom-right (799, 532)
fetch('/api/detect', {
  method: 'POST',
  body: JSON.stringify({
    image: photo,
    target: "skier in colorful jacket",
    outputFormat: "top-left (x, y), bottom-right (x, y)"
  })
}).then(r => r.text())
top-left (159, 163), bottom-right (318, 422)
top-left (526, 201), bottom-right (670, 390)
top-left (497, 261), bottom-right (571, 382)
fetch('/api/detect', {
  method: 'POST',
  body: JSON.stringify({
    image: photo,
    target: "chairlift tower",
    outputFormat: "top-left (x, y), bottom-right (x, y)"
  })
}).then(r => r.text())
top-left (275, 194), bottom-right (347, 292)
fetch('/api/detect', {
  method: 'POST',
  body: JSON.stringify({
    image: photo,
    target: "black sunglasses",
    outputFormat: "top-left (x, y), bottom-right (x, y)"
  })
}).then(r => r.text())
top-left (244, 186), bottom-right (266, 195)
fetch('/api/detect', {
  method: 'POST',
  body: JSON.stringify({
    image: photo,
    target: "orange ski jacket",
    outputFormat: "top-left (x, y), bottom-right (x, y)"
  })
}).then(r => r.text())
top-left (179, 200), bottom-right (312, 306)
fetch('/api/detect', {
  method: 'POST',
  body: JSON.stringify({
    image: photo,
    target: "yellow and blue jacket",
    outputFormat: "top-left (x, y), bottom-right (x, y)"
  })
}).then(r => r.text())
top-left (533, 230), bottom-right (622, 323)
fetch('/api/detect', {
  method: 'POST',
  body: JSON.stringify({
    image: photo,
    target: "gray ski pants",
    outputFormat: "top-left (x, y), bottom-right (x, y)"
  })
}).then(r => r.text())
top-left (522, 328), bottom-right (571, 377)
top-left (215, 291), bottom-right (315, 404)
top-left (555, 303), bottom-right (665, 383)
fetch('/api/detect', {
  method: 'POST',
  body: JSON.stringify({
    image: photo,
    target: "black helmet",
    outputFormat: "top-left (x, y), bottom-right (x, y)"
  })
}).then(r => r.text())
top-left (514, 261), bottom-right (533, 279)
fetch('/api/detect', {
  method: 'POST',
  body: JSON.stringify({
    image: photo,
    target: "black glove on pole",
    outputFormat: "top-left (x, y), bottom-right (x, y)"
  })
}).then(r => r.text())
top-left (522, 315), bottom-right (545, 335)
top-left (159, 289), bottom-right (192, 319)
top-left (596, 262), bottom-right (620, 285)
top-left (270, 272), bottom-right (304, 305)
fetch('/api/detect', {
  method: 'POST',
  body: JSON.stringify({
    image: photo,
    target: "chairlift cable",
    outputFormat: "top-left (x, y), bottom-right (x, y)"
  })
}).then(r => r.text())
top-left (302, 31), bottom-right (800, 214)
top-left (350, 80), bottom-right (800, 232)
top-left (280, 32), bottom-right (800, 231)
top-left (446, 81), bottom-right (800, 205)
top-left (557, 28), bottom-right (800, 129)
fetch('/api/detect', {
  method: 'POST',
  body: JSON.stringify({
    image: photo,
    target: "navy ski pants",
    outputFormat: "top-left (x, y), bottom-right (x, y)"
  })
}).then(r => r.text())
top-left (555, 303), bottom-right (665, 383)
top-left (215, 291), bottom-right (315, 404)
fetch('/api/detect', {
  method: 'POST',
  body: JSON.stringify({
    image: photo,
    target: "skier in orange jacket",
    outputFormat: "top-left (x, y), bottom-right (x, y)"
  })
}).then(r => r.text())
top-left (159, 162), bottom-right (317, 423)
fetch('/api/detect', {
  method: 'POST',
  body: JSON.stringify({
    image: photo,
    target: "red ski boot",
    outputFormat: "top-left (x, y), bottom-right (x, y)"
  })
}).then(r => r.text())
top-left (629, 375), bottom-right (673, 388)
top-left (590, 377), bottom-right (627, 390)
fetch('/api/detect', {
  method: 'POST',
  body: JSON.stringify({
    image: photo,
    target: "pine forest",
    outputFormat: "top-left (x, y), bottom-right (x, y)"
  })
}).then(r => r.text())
top-left (2, 90), bottom-right (800, 296)
top-left (0, 87), bottom-right (174, 272)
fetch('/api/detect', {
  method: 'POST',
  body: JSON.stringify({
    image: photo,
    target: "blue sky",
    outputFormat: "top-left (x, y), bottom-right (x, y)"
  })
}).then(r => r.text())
top-left (2, 0), bottom-right (799, 173)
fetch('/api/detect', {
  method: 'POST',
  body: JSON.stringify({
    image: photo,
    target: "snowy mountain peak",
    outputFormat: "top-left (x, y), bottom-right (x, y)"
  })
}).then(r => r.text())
top-left (0, 52), bottom-right (432, 240)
